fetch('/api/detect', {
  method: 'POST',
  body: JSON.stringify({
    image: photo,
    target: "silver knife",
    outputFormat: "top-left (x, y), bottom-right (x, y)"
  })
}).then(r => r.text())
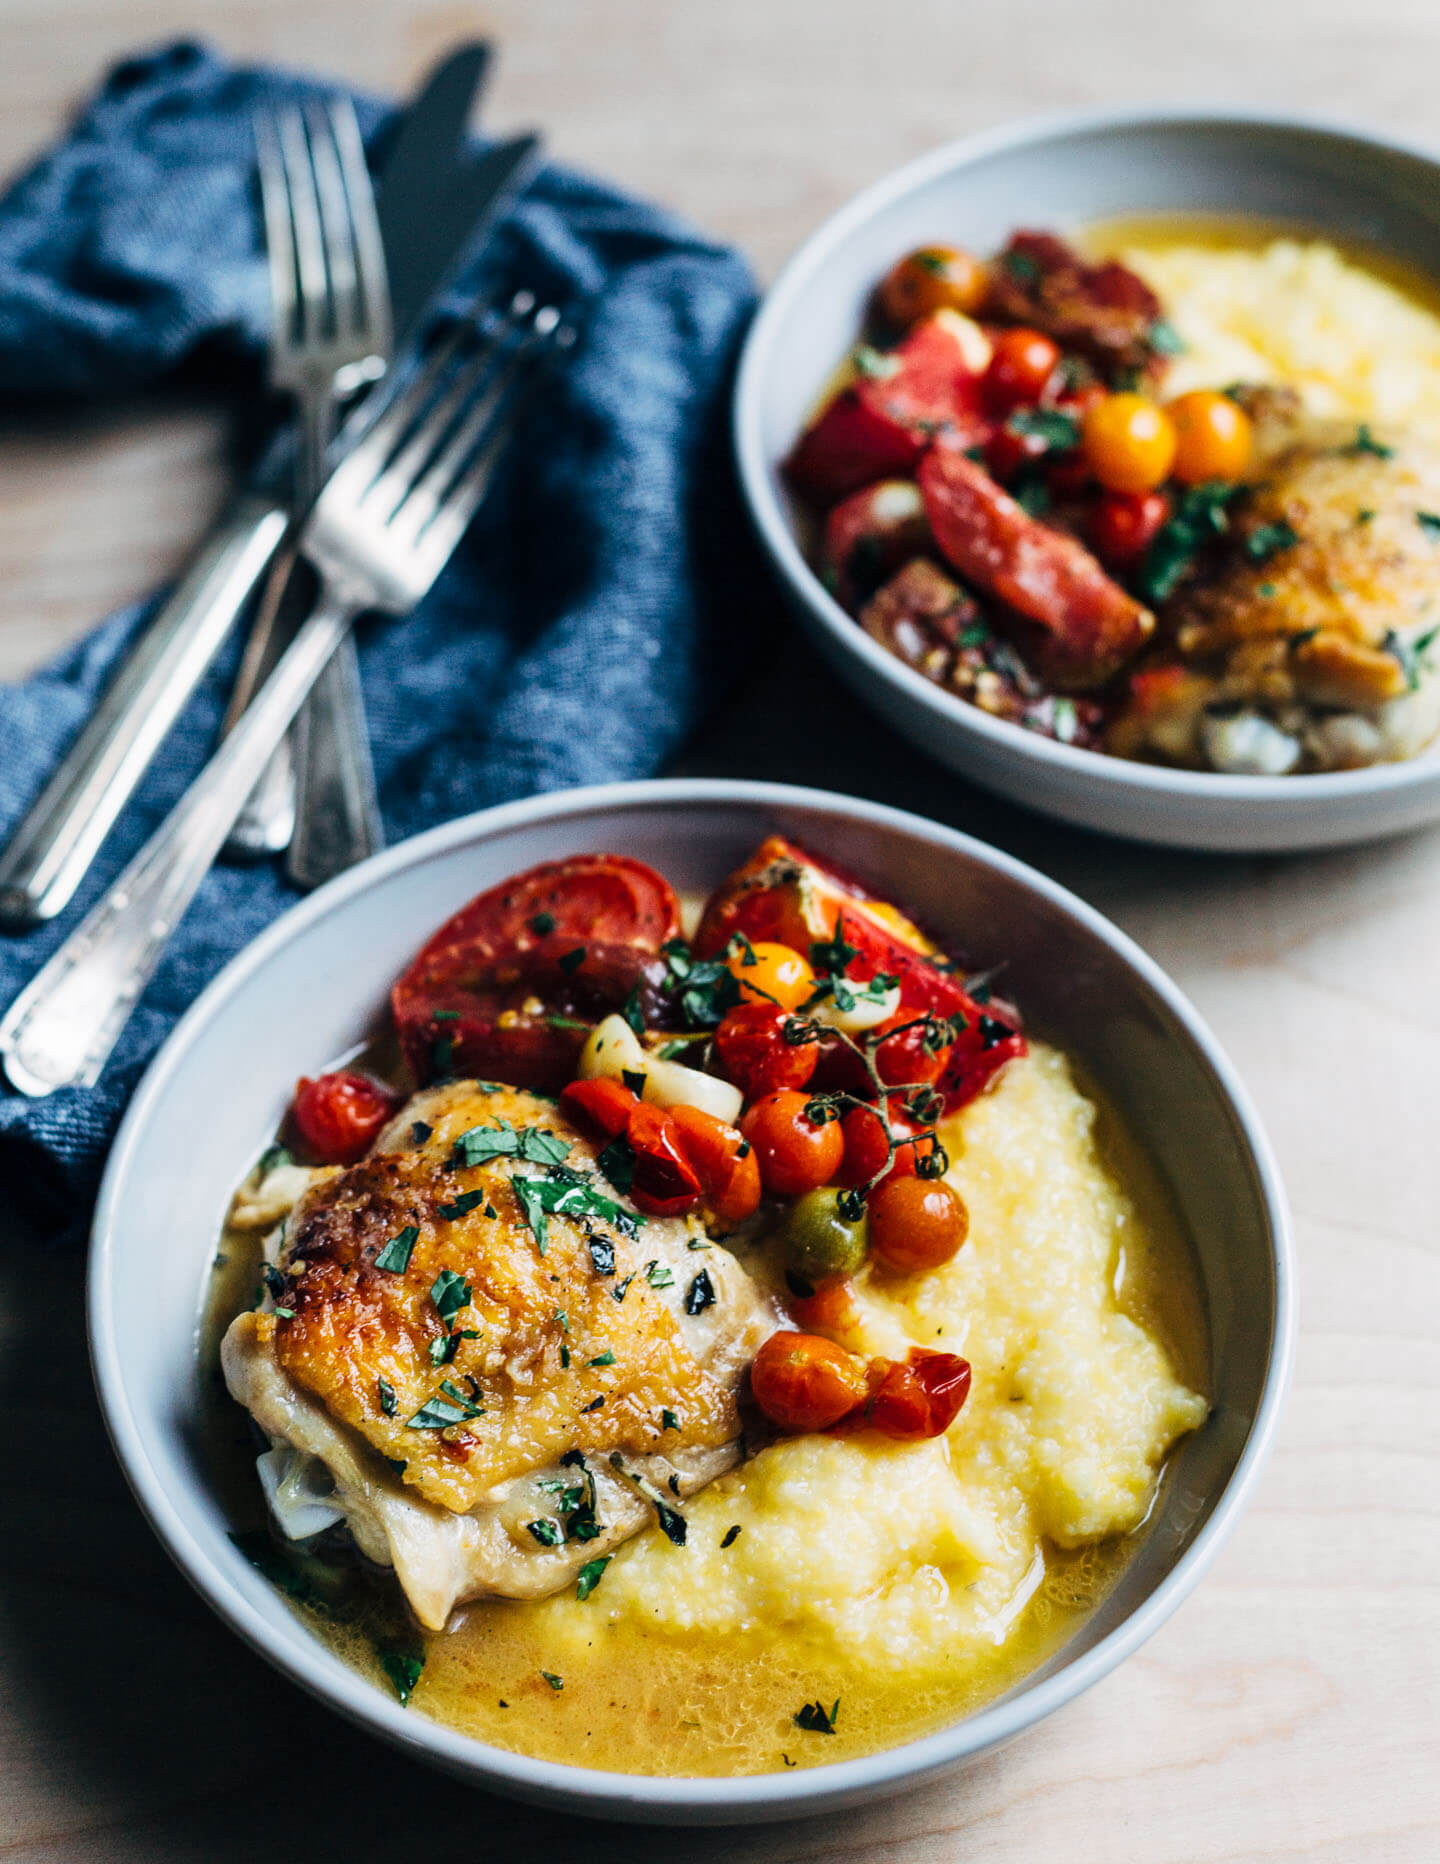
top-left (0, 52), bottom-right (539, 929)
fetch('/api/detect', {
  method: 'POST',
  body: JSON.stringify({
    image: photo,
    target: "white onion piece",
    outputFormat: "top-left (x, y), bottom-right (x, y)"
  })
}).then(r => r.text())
top-left (578, 1012), bottom-right (646, 1079)
top-left (257, 1445), bottom-right (345, 1540)
top-left (641, 1056), bottom-right (743, 1125)
top-left (934, 307), bottom-right (993, 373)
top-left (808, 980), bottom-right (901, 1034)
top-left (579, 1013), bottom-right (743, 1123)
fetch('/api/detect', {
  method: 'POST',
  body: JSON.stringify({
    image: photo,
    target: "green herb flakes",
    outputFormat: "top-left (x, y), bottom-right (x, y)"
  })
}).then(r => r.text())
top-left (436, 1189), bottom-right (487, 1221)
top-left (378, 1377), bottom-right (398, 1416)
top-left (541, 1670), bottom-right (565, 1691)
top-left (529, 911), bottom-right (556, 935)
top-left (1348, 423), bottom-right (1394, 459)
top-left (575, 1555), bottom-right (612, 1601)
top-left (794, 1698), bottom-right (840, 1735)
top-left (645, 1260), bottom-right (675, 1290)
top-left (684, 1268), bottom-right (716, 1315)
top-left (378, 1642), bottom-right (425, 1706)
top-left (1418, 511), bottom-right (1440, 539)
top-left (662, 1408), bottom-right (680, 1431)
top-left (1148, 316), bottom-right (1185, 355)
top-left (1244, 519), bottom-right (1299, 563)
top-left (410, 1121), bottom-right (433, 1146)
top-left (430, 1269), bottom-right (471, 1325)
top-left (587, 1350), bottom-right (617, 1368)
top-left (558, 946), bottom-right (587, 976)
top-left (1005, 407), bottom-right (1080, 450)
top-left (257, 1142), bottom-right (294, 1175)
top-left (720, 1524), bottom-right (743, 1549)
top-left (597, 1133), bottom-right (636, 1193)
top-left (374, 1225), bottom-right (418, 1273)
top-left (527, 1518), bottom-right (562, 1547)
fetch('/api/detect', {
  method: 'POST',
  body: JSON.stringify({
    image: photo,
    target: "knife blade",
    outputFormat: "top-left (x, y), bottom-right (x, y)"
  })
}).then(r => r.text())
top-left (0, 54), bottom-right (541, 927)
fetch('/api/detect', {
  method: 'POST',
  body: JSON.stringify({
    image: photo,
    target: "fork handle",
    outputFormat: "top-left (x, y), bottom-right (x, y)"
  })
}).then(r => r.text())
top-left (0, 494), bottom-right (289, 929)
top-left (0, 590), bottom-right (356, 1097)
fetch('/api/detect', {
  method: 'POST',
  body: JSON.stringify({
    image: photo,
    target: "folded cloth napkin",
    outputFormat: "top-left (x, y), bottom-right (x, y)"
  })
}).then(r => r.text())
top-left (0, 41), bottom-right (758, 1234)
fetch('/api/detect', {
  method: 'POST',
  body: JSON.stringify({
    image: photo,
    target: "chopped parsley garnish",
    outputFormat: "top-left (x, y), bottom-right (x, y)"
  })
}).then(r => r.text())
top-left (978, 1013), bottom-right (1014, 1051)
top-left (1418, 511), bottom-right (1440, 539)
top-left (260, 1262), bottom-right (285, 1300)
top-left (684, 1269), bottom-right (716, 1315)
top-left (1257, 582), bottom-right (1277, 599)
top-left (257, 1142), bottom-right (293, 1175)
top-left (514, 1171), bottom-right (640, 1257)
top-left (436, 1189), bottom-right (487, 1221)
top-left (1148, 316), bottom-right (1185, 355)
top-left (852, 342), bottom-right (899, 380)
top-left (527, 1518), bottom-right (562, 1547)
top-left (272, 1306), bottom-right (296, 1320)
top-left (1244, 519), bottom-right (1300, 563)
top-left (721, 1524), bottom-right (742, 1549)
top-left (575, 1555), bottom-right (612, 1600)
top-left (431, 1034), bottom-right (455, 1076)
top-left (581, 1395), bottom-right (605, 1412)
top-left (430, 1269), bottom-right (471, 1325)
top-left (405, 1391), bottom-right (479, 1429)
top-left (557, 946), bottom-right (587, 976)
top-left (1357, 508), bottom-right (1376, 524)
top-left (374, 1226), bottom-right (419, 1273)
top-left (378, 1642), bottom-right (425, 1705)
top-left (609, 1453), bottom-right (688, 1544)
top-left (587, 1350), bottom-right (617, 1367)
top-left (529, 911), bottom-right (556, 935)
top-left (659, 938), bottom-right (743, 1028)
top-left (612, 1273), bottom-right (634, 1302)
top-left (808, 919), bottom-right (859, 977)
top-left (1348, 423), bottom-right (1394, 459)
top-left (410, 1121), bottom-right (433, 1146)
top-left (794, 1698), bottom-right (840, 1735)
top-left (1385, 625), bottom-right (1439, 691)
top-left (662, 1408), bottom-right (680, 1431)
top-left (541, 1671), bottom-right (565, 1691)
top-left (621, 989), bottom-right (646, 1035)
top-left (378, 1377), bottom-right (397, 1416)
top-left (645, 1260), bottom-right (675, 1290)
top-left (1134, 480), bottom-right (1239, 605)
top-left (432, 1008), bottom-right (460, 1022)
top-left (588, 1235), bottom-right (617, 1275)
top-left (597, 1133), bottom-right (636, 1192)
top-left (1002, 248), bottom-right (1040, 284)
top-left (560, 1344), bottom-right (571, 1367)
top-left (450, 1120), bottom-right (570, 1170)
top-left (620, 1067), bottom-right (648, 1098)
top-left (1005, 407), bottom-right (1080, 450)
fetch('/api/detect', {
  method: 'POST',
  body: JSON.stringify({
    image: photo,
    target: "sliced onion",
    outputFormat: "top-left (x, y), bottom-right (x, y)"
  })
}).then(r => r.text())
top-left (641, 1056), bottom-right (743, 1125)
top-left (809, 980), bottom-right (902, 1034)
top-left (578, 1012), bottom-right (646, 1079)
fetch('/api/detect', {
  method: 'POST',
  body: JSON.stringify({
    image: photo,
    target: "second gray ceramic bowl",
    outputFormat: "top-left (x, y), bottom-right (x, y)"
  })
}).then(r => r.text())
top-left (735, 110), bottom-right (1440, 851)
top-left (89, 780), bottom-right (1292, 1821)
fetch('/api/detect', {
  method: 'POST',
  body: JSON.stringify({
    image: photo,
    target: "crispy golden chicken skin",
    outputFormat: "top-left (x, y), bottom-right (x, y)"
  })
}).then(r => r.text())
top-left (262, 1083), bottom-right (739, 1513)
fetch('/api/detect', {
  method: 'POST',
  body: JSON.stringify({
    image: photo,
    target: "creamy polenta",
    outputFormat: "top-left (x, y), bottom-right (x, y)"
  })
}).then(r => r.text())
top-left (270, 1043), bottom-right (1205, 1774)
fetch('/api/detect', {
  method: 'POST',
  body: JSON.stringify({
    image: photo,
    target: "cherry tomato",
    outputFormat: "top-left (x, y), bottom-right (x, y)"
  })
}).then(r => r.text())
top-left (1081, 392), bottom-right (1177, 494)
top-left (715, 1002), bottom-right (819, 1100)
top-left (788, 1274), bottom-right (865, 1346)
top-left (624, 1101), bottom-right (704, 1217)
top-left (877, 244), bottom-right (988, 328)
top-left (292, 1071), bottom-right (399, 1165)
top-left (725, 940), bottom-right (816, 1011)
top-left (740, 1091), bottom-right (845, 1198)
top-left (1168, 390), bottom-right (1253, 485)
top-left (392, 854), bottom-right (679, 1090)
top-left (560, 1075), bottom-right (637, 1139)
top-left (668, 1104), bottom-right (762, 1226)
top-left (834, 1100), bottom-right (943, 1189)
top-left (1087, 489), bottom-right (1171, 569)
top-left (983, 328), bottom-right (1062, 413)
top-left (864, 1349), bottom-right (972, 1440)
top-left (984, 422), bottom-right (1049, 484)
top-left (749, 1331), bottom-right (869, 1432)
top-left (868, 1175), bottom-right (970, 1274)
top-left (870, 1010), bottom-right (953, 1089)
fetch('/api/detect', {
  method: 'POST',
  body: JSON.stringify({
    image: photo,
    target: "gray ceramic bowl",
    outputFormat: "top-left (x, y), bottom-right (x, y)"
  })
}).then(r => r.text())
top-left (88, 780), bottom-right (1293, 1822)
top-left (734, 110), bottom-right (1440, 851)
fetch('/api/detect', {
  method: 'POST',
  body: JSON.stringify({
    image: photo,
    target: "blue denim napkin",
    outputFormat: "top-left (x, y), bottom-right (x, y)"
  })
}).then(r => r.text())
top-left (0, 42), bottom-right (758, 1231)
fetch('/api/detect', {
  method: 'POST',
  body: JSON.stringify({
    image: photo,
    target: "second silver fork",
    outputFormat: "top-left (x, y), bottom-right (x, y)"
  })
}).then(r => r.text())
top-left (227, 96), bottom-right (391, 883)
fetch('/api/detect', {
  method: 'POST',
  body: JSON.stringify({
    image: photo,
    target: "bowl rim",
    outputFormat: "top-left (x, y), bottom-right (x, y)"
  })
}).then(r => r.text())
top-left (88, 776), bottom-right (1295, 1819)
top-left (733, 103), bottom-right (1440, 809)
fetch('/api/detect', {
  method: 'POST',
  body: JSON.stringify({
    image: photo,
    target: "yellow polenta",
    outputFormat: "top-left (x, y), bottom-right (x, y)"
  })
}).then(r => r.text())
top-left (530, 1044), bottom-right (1206, 1675)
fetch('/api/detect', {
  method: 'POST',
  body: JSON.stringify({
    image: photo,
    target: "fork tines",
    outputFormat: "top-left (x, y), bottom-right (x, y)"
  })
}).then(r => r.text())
top-left (325, 291), bottom-right (575, 554)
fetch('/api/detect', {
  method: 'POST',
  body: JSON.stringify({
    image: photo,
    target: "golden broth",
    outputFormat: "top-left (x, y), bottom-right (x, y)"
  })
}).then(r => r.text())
top-left (204, 1045), bottom-right (1207, 1777)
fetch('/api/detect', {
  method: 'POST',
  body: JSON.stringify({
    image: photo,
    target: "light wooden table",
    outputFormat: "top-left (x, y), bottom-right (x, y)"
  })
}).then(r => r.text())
top-left (2, 4), bottom-right (1437, 1859)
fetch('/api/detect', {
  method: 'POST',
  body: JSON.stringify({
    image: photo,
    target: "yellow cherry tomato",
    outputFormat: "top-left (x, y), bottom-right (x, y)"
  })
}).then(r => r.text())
top-left (725, 940), bottom-right (816, 1011)
top-left (1082, 393), bottom-right (1178, 495)
top-left (1168, 390), bottom-right (1253, 485)
top-left (877, 244), bottom-right (989, 328)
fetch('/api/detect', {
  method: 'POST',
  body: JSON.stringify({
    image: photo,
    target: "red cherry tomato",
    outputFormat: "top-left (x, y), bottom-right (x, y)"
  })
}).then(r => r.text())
top-left (835, 1101), bottom-right (941, 1189)
top-left (870, 1011), bottom-right (953, 1089)
top-left (740, 1091), bottom-right (845, 1198)
top-left (392, 855), bottom-right (679, 1091)
top-left (623, 1101), bottom-right (704, 1217)
top-left (749, 1331), bottom-right (869, 1432)
top-left (668, 1104), bottom-right (762, 1226)
top-left (983, 328), bottom-right (1062, 413)
top-left (291, 1070), bottom-right (400, 1165)
top-left (868, 1175), bottom-right (970, 1273)
top-left (864, 1349), bottom-right (972, 1439)
top-left (560, 1075), bottom-right (637, 1138)
top-left (788, 1274), bottom-right (865, 1346)
top-left (984, 422), bottom-right (1049, 484)
top-left (715, 1002), bottom-right (819, 1101)
top-left (1087, 490), bottom-right (1171, 569)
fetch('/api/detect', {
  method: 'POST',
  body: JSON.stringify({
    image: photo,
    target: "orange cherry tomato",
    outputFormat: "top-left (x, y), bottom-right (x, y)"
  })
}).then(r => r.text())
top-left (1081, 392), bottom-right (1177, 494)
top-left (877, 244), bottom-right (989, 328)
top-left (870, 1010), bottom-right (953, 1089)
top-left (749, 1330), bottom-right (869, 1432)
top-left (725, 940), bottom-right (816, 1011)
top-left (788, 1274), bottom-right (866, 1346)
top-left (624, 1101), bottom-right (704, 1217)
top-left (868, 1175), bottom-right (970, 1273)
top-left (740, 1090), bottom-right (845, 1197)
top-left (1087, 489), bottom-right (1171, 569)
top-left (1168, 390), bottom-right (1253, 485)
top-left (292, 1070), bottom-right (400, 1165)
top-left (864, 1348), bottom-right (972, 1440)
top-left (715, 1002), bottom-right (819, 1100)
top-left (834, 1100), bottom-right (940, 1188)
top-left (983, 328), bottom-right (1062, 413)
top-left (560, 1075), bottom-right (637, 1138)
top-left (668, 1104), bottom-right (763, 1226)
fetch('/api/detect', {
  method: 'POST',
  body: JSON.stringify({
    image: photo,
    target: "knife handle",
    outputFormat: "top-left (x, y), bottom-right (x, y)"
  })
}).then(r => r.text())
top-left (0, 493), bottom-right (289, 929)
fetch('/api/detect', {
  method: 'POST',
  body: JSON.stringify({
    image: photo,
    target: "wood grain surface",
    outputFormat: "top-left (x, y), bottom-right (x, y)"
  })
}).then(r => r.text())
top-left (1, 3), bottom-right (1437, 1859)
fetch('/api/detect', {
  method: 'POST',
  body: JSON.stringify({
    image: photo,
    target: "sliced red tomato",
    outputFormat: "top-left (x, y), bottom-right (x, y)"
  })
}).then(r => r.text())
top-left (392, 855), bottom-right (679, 1091)
top-left (560, 1076), bottom-right (636, 1138)
top-left (863, 1349), bottom-right (972, 1440)
top-left (624, 1102), bottom-right (704, 1216)
top-left (786, 312), bottom-right (992, 505)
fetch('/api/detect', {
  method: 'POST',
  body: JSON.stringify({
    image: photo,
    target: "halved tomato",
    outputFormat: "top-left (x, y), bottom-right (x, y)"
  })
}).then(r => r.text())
top-left (392, 855), bottom-right (680, 1090)
top-left (694, 837), bottom-right (1025, 1111)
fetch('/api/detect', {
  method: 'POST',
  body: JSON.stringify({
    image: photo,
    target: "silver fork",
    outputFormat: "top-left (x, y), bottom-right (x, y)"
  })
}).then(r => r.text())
top-left (226, 97), bottom-right (391, 879)
top-left (0, 293), bottom-right (571, 1098)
